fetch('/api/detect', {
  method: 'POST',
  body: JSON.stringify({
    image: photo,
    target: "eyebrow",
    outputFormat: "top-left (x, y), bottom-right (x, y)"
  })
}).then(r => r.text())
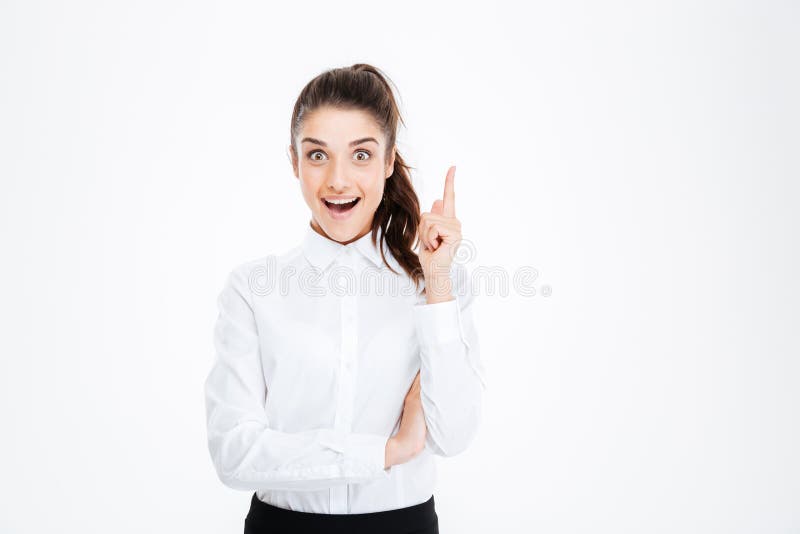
top-left (300, 137), bottom-right (380, 147)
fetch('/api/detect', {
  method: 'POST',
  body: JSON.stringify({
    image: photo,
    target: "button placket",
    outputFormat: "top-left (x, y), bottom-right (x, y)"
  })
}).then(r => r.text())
top-left (334, 249), bottom-right (358, 431)
top-left (331, 248), bottom-right (358, 513)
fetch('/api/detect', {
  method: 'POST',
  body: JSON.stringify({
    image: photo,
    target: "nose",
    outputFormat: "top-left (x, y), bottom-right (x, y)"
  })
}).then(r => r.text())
top-left (325, 156), bottom-right (352, 192)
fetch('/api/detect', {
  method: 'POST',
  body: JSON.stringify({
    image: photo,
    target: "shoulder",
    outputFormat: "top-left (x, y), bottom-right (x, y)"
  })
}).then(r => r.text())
top-left (222, 244), bottom-right (305, 297)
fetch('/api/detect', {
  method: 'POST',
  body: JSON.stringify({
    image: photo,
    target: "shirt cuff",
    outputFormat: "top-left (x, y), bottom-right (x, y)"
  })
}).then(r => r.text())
top-left (412, 296), bottom-right (463, 346)
top-left (345, 433), bottom-right (392, 478)
top-left (319, 430), bottom-right (392, 478)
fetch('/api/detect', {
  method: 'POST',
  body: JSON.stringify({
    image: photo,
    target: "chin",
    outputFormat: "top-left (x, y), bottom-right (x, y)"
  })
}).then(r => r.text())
top-left (318, 219), bottom-right (359, 241)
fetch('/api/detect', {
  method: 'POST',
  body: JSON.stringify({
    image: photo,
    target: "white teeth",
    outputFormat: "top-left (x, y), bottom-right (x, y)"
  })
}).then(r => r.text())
top-left (326, 198), bottom-right (358, 205)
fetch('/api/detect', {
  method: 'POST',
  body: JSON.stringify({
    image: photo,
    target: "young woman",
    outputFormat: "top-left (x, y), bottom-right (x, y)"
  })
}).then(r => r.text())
top-left (204, 63), bottom-right (487, 533)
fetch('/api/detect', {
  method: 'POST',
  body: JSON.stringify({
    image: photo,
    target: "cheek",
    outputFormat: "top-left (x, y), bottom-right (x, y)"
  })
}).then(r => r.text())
top-left (299, 183), bottom-right (323, 211)
top-left (361, 179), bottom-right (384, 205)
top-left (362, 167), bottom-right (386, 193)
top-left (299, 169), bottom-right (324, 194)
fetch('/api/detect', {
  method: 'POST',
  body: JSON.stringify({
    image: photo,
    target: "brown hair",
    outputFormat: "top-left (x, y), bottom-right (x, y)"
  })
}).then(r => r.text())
top-left (289, 63), bottom-right (425, 293)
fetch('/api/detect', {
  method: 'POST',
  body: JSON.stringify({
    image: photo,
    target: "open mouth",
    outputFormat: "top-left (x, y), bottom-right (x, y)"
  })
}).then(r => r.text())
top-left (323, 197), bottom-right (361, 217)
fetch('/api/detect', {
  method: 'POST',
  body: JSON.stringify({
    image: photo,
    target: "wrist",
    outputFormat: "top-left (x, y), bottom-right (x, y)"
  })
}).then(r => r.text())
top-left (424, 275), bottom-right (453, 304)
top-left (385, 437), bottom-right (397, 469)
top-left (386, 435), bottom-right (413, 468)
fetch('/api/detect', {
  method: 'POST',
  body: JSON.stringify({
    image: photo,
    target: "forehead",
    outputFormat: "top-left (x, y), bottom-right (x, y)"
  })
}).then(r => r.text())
top-left (300, 106), bottom-right (384, 145)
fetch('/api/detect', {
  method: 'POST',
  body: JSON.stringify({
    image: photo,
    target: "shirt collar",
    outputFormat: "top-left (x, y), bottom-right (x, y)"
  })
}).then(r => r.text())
top-left (301, 222), bottom-right (393, 272)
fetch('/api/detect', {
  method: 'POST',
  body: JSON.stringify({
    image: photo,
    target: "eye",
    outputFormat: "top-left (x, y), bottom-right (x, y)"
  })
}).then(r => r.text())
top-left (307, 149), bottom-right (327, 161)
top-left (354, 149), bottom-right (371, 161)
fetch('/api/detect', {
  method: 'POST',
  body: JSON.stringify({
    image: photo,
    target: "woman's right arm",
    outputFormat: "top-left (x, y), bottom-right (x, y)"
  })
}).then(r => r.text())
top-left (204, 266), bottom-right (397, 492)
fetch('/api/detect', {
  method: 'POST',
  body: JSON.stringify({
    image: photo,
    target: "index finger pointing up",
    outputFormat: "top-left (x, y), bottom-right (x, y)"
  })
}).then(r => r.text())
top-left (442, 165), bottom-right (456, 217)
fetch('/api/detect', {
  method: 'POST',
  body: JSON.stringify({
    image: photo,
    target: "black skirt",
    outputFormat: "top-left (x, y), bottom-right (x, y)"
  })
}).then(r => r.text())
top-left (244, 492), bottom-right (439, 534)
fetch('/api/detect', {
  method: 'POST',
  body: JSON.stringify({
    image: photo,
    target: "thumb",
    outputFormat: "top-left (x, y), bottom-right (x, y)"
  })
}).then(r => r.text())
top-left (431, 199), bottom-right (444, 215)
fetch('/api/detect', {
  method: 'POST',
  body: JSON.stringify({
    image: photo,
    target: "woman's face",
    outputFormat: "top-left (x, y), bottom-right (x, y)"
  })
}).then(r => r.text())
top-left (291, 106), bottom-right (395, 245)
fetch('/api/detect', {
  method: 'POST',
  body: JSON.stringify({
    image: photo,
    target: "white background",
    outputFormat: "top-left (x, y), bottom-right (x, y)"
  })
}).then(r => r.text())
top-left (1, 1), bottom-right (798, 532)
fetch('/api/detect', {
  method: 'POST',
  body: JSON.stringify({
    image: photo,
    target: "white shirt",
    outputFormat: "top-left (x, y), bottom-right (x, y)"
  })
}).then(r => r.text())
top-left (204, 223), bottom-right (487, 514)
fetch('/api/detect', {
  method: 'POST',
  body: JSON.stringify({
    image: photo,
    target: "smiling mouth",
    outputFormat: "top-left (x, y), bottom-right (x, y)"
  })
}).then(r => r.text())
top-left (323, 197), bottom-right (361, 213)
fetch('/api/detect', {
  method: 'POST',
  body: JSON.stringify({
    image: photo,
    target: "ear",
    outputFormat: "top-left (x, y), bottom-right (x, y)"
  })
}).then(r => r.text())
top-left (288, 145), bottom-right (299, 179)
top-left (385, 146), bottom-right (396, 178)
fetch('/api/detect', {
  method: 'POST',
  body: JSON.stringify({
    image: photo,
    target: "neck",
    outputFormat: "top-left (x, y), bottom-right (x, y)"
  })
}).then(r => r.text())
top-left (310, 219), bottom-right (373, 246)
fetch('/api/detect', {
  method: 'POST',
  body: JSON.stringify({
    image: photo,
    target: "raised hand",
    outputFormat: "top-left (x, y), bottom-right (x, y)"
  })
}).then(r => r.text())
top-left (418, 166), bottom-right (462, 296)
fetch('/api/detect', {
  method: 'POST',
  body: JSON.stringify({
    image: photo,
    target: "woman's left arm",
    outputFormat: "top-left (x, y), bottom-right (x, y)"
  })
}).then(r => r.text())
top-left (413, 166), bottom-right (488, 457)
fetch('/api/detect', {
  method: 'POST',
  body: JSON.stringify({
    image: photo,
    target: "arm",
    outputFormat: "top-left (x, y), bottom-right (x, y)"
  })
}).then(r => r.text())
top-left (413, 263), bottom-right (487, 457)
top-left (204, 266), bottom-right (393, 492)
